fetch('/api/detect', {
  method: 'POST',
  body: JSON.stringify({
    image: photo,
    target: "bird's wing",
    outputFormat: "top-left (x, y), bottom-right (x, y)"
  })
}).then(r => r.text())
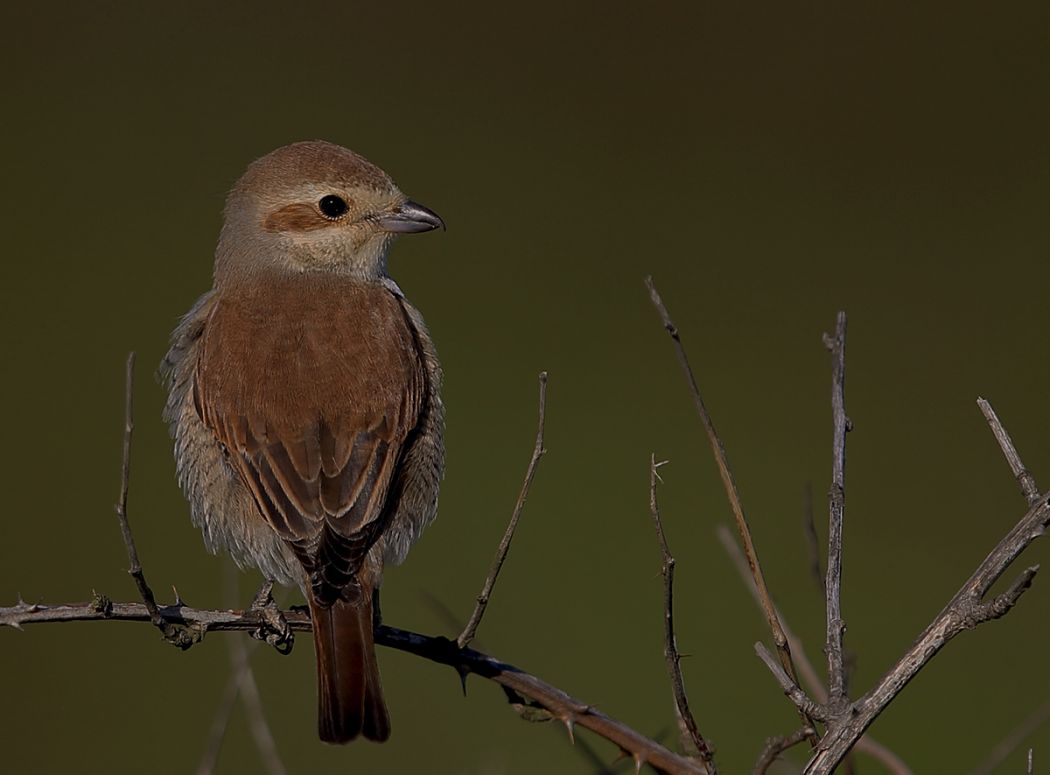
top-left (193, 280), bottom-right (425, 601)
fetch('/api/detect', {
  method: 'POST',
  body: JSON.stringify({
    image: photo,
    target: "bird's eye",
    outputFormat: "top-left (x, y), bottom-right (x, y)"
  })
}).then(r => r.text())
top-left (318, 195), bottom-right (349, 219)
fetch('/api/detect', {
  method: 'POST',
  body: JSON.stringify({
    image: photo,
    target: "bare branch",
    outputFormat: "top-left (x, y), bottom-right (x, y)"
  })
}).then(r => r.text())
top-left (753, 727), bottom-right (815, 775)
top-left (645, 276), bottom-right (813, 731)
top-left (822, 312), bottom-right (850, 704)
top-left (717, 526), bottom-right (912, 774)
top-left (970, 697), bottom-right (1050, 775)
top-left (1, 599), bottom-right (707, 775)
top-left (457, 371), bottom-right (548, 649)
top-left (648, 455), bottom-right (716, 773)
top-left (803, 486), bottom-right (1050, 772)
top-left (978, 398), bottom-right (1041, 504)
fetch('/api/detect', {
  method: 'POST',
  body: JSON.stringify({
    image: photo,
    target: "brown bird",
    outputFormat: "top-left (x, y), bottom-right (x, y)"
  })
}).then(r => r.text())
top-left (161, 140), bottom-right (445, 744)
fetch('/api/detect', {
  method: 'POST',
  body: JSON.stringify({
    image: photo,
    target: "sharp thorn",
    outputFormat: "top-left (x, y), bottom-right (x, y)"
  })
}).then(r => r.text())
top-left (562, 716), bottom-right (575, 744)
top-left (457, 666), bottom-right (469, 696)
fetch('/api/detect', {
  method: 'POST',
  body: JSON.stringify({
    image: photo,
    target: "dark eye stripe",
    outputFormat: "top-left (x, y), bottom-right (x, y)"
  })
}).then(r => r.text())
top-left (318, 195), bottom-right (349, 219)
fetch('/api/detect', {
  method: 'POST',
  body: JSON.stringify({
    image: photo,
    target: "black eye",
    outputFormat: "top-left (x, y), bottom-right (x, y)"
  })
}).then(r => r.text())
top-left (318, 195), bottom-right (349, 219)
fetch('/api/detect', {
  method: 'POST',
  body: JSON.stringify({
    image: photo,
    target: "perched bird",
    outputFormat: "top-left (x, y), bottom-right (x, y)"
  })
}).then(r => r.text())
top-left (161, 140), bottom-right (445, 744)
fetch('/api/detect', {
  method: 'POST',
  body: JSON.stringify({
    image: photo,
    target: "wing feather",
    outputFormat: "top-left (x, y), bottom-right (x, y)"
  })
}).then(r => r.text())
top-left (193, 277), bottom-right (425, 601)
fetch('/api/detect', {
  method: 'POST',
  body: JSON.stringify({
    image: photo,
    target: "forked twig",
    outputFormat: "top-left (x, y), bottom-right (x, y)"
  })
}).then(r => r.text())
top-left (716, 527), bottom-right (912, 774)
top-left (115, 352), bottom-right (198, 649)
top-left (457, 371), bottom-right (548, 649)
top-left (644, 276), bottom-right (814, 733)
top-left (803, 399), bottom-right (1048, 773)
top-left (753, 727), bottom-right (815, 775)
top-left (648, 455), bottom-right (716, 773)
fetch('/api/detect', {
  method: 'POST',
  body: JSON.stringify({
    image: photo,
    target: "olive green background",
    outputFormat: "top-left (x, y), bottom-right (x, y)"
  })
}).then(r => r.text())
top-left (2, 3), bottom-right (1049, 773)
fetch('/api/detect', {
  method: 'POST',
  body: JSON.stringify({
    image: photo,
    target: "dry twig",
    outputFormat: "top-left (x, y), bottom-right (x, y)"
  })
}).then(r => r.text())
top-left (647, 455), bottom-right (716, 773)
top-left (644, 276), bottom-right (815, 735)
top-left (978, 399), bottom-right (1040, 504)
top-left (457, 371), bottom-right (548, 649)
top-left (715, 526), bottom-right (913, 774)
top-left (801, 398), bottom-right (1047, 773)
top-left (753, 727), bottom-right (815, 775)
top-left (114, 352), bottom-right (199, 649)
top-left (822, 313), bottom-right (849, 705)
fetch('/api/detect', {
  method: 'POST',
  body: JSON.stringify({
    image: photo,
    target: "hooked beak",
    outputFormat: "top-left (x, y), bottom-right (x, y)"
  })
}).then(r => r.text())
top-left (375, 200), bottom-right (445, 234)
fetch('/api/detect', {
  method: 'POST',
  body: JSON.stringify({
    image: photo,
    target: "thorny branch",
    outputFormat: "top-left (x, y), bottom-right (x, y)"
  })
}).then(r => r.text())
top-left (5, 291), bottom-right (1046, 775)
top-left (0, 599), bottom-right (706, 775)
top-left (648, 455), bottom-right (716, 774)
top-left (458, 371), bottom-right (548, 649)
top-left (4, 359), bottom-right (706, 775)
top-left (115, 355), bottom-right (163, 630)
top-left (644, 276), bottom-right (816, 735)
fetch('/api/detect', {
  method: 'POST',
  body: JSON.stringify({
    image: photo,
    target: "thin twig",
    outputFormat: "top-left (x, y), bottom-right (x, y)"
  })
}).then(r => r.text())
top-left (753, 727), bottom-right (816, 775)
top-left (754, 643), bottom-right (828, 723)
top-left (978, 399), bottom-right (1041, 504)
top-left (0, 599), bottom-right (707, 775)
top-left (716, 526), bottom-right (913, 775)
top-left (648, 455), bottom-right (716, 773)
top-left (114, 352), bottom-right (197, 648)
top-left (970, 697), bottom-right (1050, 775)
top-left (802, 403), bottom-right (1050, 773)
top-left (645, 276), bottom-right (813, 732)
top-left (457, 371), bottom-right (548, 649)
top-left (115, 352), bottom-right (157, 620)
top-left (822, 312), bottom-right (849, 704)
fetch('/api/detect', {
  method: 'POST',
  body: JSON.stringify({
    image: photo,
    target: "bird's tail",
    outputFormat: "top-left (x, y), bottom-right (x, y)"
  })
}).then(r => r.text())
top-left (308, 591), bottom-right (390, 744)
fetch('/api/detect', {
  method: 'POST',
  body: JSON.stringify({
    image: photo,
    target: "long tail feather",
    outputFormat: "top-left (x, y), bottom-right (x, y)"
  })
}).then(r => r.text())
top-left (309, 592), bottom-right (390, 744)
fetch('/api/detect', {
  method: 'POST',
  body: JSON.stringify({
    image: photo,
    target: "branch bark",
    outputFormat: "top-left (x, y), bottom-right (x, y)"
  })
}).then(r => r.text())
top-left (822, 312), bottom-right (849, 705)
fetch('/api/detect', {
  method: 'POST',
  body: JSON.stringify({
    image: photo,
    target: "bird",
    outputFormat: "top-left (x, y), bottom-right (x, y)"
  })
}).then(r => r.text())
top-left (160, 140), bottom-right (445, 744)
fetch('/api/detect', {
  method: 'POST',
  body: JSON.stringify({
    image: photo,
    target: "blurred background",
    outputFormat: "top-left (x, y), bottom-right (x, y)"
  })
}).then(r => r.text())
top-left (2, 3), bottom-right (1049, 773)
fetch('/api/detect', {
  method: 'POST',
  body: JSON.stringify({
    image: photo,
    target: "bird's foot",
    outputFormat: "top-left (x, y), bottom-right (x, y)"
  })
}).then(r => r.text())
top-left (248, 580), bottom-right (294, 655)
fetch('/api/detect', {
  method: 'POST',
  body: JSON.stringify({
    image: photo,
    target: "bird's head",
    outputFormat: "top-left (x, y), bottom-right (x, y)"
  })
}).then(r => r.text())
top-left (216, 140), bottom-right (443, 282)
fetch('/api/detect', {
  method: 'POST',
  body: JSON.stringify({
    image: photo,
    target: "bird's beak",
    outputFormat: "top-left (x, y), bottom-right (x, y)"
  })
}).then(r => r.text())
top-left (375, 200), bottom-right (446, 234)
